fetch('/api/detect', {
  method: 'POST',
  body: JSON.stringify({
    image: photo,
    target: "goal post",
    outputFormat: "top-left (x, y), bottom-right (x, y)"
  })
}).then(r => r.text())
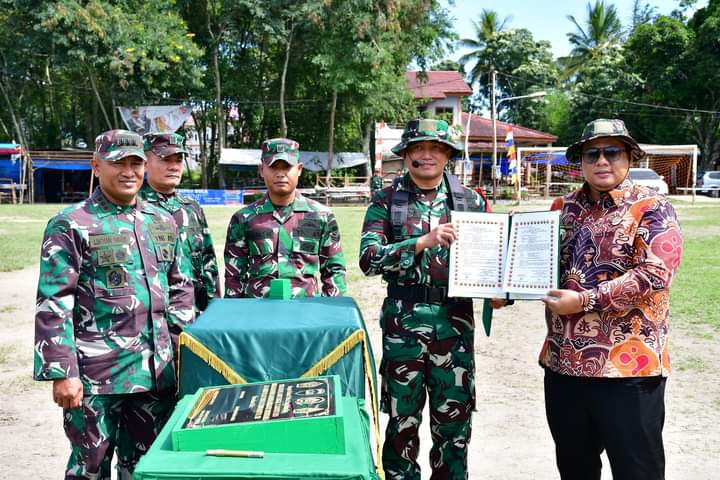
top-left (517, 144), bottom-right (699, 204)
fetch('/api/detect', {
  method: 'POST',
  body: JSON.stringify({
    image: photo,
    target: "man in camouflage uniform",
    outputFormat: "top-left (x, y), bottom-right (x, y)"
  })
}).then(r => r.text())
top-left (33, 130), bottom-right (195, 479)
top-left (370, 166), bottom-right (384, 198)
top-left (140, 132), bottom-right (220, 313)
top-left (359, 119), bottom-right (488, 480)
top-left (224, 137), bottom-right (346, 298)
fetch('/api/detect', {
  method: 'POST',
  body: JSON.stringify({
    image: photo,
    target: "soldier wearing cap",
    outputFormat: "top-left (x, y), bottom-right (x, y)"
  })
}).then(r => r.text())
top-left (538, 119), bottom-right (683, 478)
top-left (359, 118), bottom-right (490, 479)
top-left (33, 129), bottom-right (195, 479)
top-left (140, 132), bottom-right (220, 313)
top-left (370, 165), bottom-right (384, 198)
top-left (224, 137), bottom-right (347, 298)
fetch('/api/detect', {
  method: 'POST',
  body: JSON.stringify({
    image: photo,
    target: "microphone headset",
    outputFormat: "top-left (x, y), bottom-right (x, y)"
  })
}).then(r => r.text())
top-left (411, 160), bottom-right (421, 168)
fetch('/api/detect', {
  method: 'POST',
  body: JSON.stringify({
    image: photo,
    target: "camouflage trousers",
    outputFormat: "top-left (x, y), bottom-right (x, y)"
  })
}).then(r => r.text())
top-left (63, 389), bottom-right (175, 479)
top-left (379, 298), bottom-right (475, 480)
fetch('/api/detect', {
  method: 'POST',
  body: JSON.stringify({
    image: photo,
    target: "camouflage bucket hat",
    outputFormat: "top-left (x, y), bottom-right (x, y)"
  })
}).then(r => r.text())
top-left (566, 118), bottom-right (645, 163)
top-left (261, 138), bottom-right (300, 166)
top-left (390, 118), bottom-right (462, 157)
top-left (143, 132), bottom-right (189, 158)
top-left (94, 129), bottom-right (146, 162)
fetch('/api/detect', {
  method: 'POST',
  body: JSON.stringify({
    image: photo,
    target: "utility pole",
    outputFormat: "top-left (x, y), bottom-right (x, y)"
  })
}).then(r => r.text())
top-left (490, 69), bottom-right (497, 204)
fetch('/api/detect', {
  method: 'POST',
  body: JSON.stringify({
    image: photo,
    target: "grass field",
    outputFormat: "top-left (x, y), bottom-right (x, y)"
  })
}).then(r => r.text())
top-left (1, 198), bottom-right (718, 335)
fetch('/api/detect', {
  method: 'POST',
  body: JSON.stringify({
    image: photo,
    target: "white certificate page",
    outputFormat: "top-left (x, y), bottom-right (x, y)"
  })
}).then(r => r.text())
top-left (502, 210), bottom-right (560, 299)
top-left (448, 212), bottom-right (509, 298)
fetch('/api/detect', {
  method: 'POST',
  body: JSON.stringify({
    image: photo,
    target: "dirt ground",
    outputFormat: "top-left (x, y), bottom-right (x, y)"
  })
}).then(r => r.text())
top-left (1, 265), bottom-right (719, 479)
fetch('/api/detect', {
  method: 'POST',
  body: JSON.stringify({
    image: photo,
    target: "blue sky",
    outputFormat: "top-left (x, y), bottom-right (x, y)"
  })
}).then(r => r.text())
top-left (445, 0), bottom-right (708, 59)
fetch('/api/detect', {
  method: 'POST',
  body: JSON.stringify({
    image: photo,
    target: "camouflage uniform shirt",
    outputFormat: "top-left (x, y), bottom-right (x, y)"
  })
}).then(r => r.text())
top-left (370, 175), bottom-right (384, 193)
top-left (224, 192), bottom-right (347, 298)
top-left (138, 184), bottom-right (219, 311)
top-left (34, 188), bottom-right (195, 395)
top-left (360, 174), bottom-right (487, 334)
top-left (360, 174), bottom-right (487, 479)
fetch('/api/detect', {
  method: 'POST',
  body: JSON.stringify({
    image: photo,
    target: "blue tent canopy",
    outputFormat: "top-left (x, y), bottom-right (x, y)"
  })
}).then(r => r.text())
top-left (32, 159), bottom-right (91, 170)
top-left (0, 158), bottom-right (22, 182)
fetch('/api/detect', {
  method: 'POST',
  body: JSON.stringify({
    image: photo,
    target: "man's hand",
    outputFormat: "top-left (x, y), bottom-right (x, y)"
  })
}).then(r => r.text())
top-left (52, 378), bottom-right (83, 409)
top-left (490, 298), bottom-right (508, 309)
top-left (416, 223), bottom-right (457, 252)
top-left (543, 289), bottom-right (584, 315)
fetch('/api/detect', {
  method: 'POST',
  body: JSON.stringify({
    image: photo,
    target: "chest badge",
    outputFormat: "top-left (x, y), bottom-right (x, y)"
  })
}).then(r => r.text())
top-left (106, 267), bottom-right (128, 289)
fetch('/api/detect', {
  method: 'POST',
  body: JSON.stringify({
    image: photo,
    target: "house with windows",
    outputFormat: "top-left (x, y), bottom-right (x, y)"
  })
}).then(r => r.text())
top-left (374, 71), bottom-right (558, 188)
top-left (405, 71), bottom-right (472, 126)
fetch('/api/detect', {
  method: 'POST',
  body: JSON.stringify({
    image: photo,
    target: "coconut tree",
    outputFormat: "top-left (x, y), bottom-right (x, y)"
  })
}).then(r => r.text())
top-left (457, 9), bottom-right (512, 87)
top-left (560, 0), bottom-right (624, 77)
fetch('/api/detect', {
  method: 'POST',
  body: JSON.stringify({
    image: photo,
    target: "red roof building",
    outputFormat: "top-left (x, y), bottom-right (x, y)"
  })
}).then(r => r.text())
top-left (405, 71), bottom-right (473, 99)
top-left (461, 112), bottom-right (557, 151)
top-left (405, 71), bottom-right (472, 126)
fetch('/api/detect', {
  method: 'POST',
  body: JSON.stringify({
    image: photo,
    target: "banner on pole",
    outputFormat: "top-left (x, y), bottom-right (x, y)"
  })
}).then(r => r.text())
top-left (505, 128), bottom-right (518, 185)
top-left (119, 105), bottom-right (192, 134)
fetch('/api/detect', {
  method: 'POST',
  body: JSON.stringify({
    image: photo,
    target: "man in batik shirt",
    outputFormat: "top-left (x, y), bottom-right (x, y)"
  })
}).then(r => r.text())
top-left (224, 138), bottom-right (346, 298)
top-left (541, 119), bottom-right (683, 479)
top-left (34, 130), bottom-right (194, 479)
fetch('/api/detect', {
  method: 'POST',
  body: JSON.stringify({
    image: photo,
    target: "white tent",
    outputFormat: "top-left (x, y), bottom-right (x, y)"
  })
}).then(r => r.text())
top-left (220, 148), bottom-right (367, 172)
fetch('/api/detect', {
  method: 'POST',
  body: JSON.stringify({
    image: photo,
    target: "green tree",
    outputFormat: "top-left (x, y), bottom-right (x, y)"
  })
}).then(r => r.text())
top-left (565, 49), bottom-right (642, 144)
top-left (37, 0), bottom-right (202, 129)
top-left (537, 90), bottom-right (573, 146)
top-left (457, 9), bottom-right (511, 88)
top-left (629, 0), bottom-right (658, 31)
top-left (560, 0), bottom-right (623, 77)
top-left (462, 28), bottom-right (558, 128)
top-left (624, 2), bottom-right (720, 169)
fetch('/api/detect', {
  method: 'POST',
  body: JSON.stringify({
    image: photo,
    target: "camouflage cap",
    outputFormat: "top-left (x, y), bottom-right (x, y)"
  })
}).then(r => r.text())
top-left (261, 138), bottom-right (300, 166)
top-left (390, 118), bottom-right (462, 157)
top-left (94, 129), bottom-right (146, 162)
top-left (566, 118), bottom-right (645, 163)
top-left (143, 132), bottom-right (189, 158)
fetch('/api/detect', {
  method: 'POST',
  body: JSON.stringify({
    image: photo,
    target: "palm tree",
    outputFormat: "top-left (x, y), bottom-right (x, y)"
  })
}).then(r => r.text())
top-left (457, 9), bottom-right (512, 87)
top-left (560, 0), bottom-right (623, 76)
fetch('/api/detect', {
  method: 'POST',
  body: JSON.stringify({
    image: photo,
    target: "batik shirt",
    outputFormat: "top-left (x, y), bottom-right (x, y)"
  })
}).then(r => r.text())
top-left (139, 184), bottom-right (219, 311)
top-left (539, 179), bottom-right (683, 378)
top-left (34, 188), bottom-right (195, 395)
top-left (224, 192), bottom-right (347, 298)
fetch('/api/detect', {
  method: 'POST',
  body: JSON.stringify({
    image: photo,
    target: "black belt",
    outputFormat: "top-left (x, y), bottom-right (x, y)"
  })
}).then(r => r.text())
top-left (387, 285), bottom-right (449, 305)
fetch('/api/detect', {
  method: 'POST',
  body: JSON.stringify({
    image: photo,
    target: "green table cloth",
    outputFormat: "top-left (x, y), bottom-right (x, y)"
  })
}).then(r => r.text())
top-left (133, 394), bottom-right (380, 480)
top-left (178, 297), bottom-right (375, 400)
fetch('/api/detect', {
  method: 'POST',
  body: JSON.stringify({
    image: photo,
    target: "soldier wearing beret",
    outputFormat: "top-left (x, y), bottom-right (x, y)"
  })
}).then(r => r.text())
top-left (360, 118), bottom-right (489, 479)
top-left (224, 138), bottom-right (347, 298)
top-left (140, 132), bottom-right (220, 313)
top-left (33, 129), bottom-right (195, 479)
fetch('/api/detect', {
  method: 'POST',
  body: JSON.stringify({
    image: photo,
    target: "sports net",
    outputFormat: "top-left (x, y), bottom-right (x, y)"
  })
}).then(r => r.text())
top-left (518, 145), bottom-right (698, 197)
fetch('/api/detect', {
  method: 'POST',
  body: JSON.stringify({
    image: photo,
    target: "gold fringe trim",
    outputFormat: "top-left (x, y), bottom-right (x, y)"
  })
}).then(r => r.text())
top-left (360, 332), bottom-right (385, 480)
top-left (178, 332), bottom-right (247, 386)
top-left (179, 329), bottom-right (384, 479)
top-left (300, 329), bottom-right (383, 479)
top-left (301, 329), bottom-right (364, 378)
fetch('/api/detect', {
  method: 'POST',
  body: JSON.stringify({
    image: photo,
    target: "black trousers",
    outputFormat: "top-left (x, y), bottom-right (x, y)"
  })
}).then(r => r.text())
top-left (544, 369), bottom-right (666, 480)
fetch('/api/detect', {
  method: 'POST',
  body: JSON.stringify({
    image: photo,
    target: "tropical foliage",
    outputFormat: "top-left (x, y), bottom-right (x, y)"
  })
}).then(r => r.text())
top-left (456, 0), bottom-right (720, 170)
top-left (2, 0), bottom-right (720, 180)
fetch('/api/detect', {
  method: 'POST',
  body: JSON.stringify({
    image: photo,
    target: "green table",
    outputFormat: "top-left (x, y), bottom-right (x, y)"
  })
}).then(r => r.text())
top-left (178, 297), bottom-right (376, 399)
top-left (133, 393), bottom-right (380, 480)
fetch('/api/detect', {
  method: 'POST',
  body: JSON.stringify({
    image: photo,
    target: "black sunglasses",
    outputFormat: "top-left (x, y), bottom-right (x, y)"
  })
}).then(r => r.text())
top-left (582, 146), bottom-right (627, 164)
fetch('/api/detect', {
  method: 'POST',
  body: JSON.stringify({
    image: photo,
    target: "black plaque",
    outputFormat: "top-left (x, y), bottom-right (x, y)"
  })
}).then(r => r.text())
top-left (183, 378), bottom-right (335, 429)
